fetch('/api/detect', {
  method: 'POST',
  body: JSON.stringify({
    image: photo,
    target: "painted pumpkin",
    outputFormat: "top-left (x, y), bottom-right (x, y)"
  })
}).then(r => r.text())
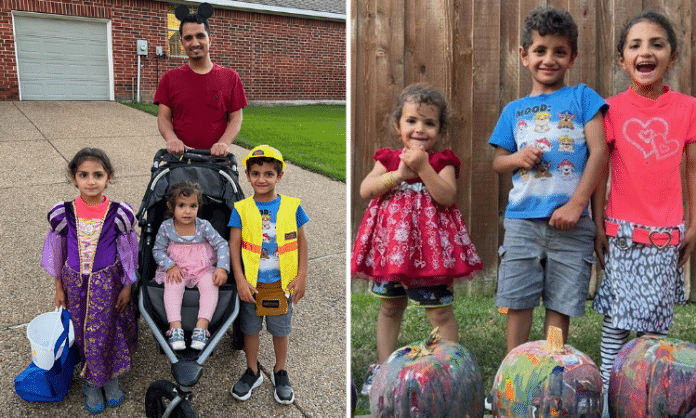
top-left (609, 335), bottom-right (696, 418)
top-left (491, 327), bottom-right (602, 418)
top-left (369, 328), bottom-right (484, 418)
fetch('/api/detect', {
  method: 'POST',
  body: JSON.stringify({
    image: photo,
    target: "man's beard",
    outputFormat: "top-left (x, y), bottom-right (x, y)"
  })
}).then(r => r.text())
top-left (189, 49), bottom-right (204, 60)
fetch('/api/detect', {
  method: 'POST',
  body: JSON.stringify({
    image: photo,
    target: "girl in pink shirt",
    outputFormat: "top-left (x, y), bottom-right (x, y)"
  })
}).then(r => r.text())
top-left (591, 11), bottom-right (696, 414)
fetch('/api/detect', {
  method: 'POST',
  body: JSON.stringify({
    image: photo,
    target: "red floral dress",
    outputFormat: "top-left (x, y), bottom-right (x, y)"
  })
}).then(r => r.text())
top-left (351, 148), bottom-right (483, 287)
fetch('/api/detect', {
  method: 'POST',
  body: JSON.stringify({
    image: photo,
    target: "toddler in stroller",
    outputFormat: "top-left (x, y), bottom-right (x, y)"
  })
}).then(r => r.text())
top-left (136, 149), bottom-right (244, 417)
top-left (152, 180), bottom-right (229, 351)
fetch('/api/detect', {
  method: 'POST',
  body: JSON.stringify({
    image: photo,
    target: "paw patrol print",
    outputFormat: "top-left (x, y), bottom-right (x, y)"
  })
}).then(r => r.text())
top-left (517, 120), bottom-right (528, 137)
top-left (261, 214), bottom-right (272, 230)
top-left (519, 167), bottom-right (530, 182)
top-left (534, 112), bottom-right (551, 132)
top-left (534, 161), bottom-right (552, 178)
top-left (557, 111), bottom-right (576, 129)
top-left (558, 159), bottom-right (575, 178)
top-left (533, 138), bottom-right (552, 152)
top-left (558, 135), bottom-right (574, 152)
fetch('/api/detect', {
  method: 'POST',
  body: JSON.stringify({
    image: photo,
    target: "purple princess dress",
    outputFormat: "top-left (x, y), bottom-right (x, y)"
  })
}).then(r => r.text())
top-left (41, 197), bottom-right (138, 386)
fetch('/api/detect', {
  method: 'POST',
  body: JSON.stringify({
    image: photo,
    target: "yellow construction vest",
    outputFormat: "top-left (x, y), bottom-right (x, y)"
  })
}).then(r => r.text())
top-left (235, 195), bottom-right (300, 290)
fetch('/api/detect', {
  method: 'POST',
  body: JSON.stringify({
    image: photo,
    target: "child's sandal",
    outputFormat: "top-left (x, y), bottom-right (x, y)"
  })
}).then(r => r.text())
top-left (82, 381), bottom-right (105, 414)
top-left (104, 377), bottom-right (124, 407)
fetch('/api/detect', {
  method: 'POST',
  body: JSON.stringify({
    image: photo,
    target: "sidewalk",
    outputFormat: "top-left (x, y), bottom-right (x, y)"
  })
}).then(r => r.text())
top-left (0, 101), bottom-right (347, 417)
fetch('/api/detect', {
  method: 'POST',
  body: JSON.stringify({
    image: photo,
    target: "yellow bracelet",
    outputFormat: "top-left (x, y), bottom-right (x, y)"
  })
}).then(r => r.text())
top-left (381, 172), bottom-right (398, 189)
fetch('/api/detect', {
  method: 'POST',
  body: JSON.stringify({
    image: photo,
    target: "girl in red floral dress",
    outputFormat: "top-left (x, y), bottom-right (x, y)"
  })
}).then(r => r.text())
top-left (352, 84), bottom-right (483, 394)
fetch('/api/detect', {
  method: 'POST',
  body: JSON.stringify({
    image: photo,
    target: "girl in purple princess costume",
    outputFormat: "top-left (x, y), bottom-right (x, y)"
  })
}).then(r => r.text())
top-left (41, 148), bottom-right (138, 413)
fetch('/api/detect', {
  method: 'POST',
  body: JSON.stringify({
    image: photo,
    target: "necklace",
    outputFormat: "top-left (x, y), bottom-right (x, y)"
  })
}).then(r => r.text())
top-left (74, 200), bottom-right (111, 275)
top-left (81, 195), bottom-right (105, 206)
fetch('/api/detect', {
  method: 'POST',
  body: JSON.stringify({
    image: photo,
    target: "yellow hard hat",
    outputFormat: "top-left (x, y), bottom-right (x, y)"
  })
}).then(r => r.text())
top-left (242, 145), bottom-right (286, 170)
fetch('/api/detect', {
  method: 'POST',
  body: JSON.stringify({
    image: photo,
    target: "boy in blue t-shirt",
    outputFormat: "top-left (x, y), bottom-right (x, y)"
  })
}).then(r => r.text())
top-left (228, 145), bottom-right (309, 404)
top-left (488, 7), bottom-right (608, 353)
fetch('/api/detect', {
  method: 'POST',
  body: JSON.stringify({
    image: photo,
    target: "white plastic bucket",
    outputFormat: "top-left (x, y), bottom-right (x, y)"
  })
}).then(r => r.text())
top-left (26, 309), bottom-right (75, 370)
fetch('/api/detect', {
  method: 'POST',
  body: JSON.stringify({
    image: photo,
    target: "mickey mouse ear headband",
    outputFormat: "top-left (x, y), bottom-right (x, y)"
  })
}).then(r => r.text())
top-left (175, 2), bottom-right (214, 22)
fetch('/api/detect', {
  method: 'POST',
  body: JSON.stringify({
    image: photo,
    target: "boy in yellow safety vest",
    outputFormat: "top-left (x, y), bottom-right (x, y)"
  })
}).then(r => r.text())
top-left (228, 145), bottom-right (309, 404)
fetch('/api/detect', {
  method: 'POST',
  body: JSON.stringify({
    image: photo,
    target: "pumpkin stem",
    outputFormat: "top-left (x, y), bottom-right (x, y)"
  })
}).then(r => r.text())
top-left (426, 327), bottom-right (441, 346)
top-left (406, 328), bottom-right (443, 359)
top-left (545, 326), bottom-right (564, 352)
top-left (407, 327), bottom-right (440, 358)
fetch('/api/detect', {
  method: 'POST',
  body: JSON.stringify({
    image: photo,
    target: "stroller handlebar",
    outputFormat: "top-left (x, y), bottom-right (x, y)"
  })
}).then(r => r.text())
top-left (158, 148), bottom-right (236, 157)
top-left (183, 149), bottom-right (211, 156)
top-left (153, 148), bottom-right (237, 166)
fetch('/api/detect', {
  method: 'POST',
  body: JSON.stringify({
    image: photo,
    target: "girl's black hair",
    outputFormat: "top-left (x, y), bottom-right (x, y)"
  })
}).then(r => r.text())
top-left (391, 83), bottom-right (449, 135)
top-left (165, 180), bottom-right (203, 218)
top-left (67, 147), bottom-right (115, 180)
top-left (617, 10), bottom-right (678, 58)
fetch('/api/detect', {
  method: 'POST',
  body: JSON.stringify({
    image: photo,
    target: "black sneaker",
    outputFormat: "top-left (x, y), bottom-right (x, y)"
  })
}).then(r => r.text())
top-left (230, 363), bottom-right (263, 401)
top-left (271, 368), bottom-right (294, 405)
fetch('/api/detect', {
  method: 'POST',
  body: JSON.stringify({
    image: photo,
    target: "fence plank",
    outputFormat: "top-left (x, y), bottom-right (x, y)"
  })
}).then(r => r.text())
top-left (568, 1), bottom-right (599, 89)
top-left (469, 0), bottom-right (502, 295)
top-left (451, 0), bottom-right (473, 227)
top-left (668, 0), bottom-right (692, 94)
top-left (497, 0), bottom-right (521, 258)
top-left (374, 0), bottom-right (405, 145)
top-left (351, 0), bottom-right (377, 238)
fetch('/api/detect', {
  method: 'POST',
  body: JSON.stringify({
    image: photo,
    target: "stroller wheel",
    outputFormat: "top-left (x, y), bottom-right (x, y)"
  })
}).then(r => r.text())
top-left (145, 380), bottom-right (197, 418)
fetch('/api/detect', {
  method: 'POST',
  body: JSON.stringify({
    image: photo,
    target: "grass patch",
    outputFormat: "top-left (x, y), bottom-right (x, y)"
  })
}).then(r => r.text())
top-left (122, 102), bottom-right (346, 181)
top-left (351, 289), bottom-right (696, 416)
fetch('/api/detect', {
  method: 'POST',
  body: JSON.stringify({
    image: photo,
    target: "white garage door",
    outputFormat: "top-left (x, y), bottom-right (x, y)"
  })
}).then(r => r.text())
top-left (14, 13), bottom-right (112, 100)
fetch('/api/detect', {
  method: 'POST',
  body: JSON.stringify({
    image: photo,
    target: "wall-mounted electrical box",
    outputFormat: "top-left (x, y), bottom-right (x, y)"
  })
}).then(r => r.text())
top-left (137, 40), bottom-right (148, 56)
top-left (155, 46), bottom-right (163, 57)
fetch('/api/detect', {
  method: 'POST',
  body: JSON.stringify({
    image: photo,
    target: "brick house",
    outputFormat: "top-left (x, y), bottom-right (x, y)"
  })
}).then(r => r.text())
top-left (0, 0), bottom-right (345, 102)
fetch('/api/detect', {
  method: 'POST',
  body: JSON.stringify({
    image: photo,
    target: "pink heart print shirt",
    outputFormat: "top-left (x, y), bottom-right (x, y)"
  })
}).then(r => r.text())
top-left (605, 86), bottom-right (696, 227)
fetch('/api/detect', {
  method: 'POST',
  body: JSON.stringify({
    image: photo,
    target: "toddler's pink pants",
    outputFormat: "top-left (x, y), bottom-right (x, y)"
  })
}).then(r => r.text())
top-left (164, 270), bottom-right (218, 324)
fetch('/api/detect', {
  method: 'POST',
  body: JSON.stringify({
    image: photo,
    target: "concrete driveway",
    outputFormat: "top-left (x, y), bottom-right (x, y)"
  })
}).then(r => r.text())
top-left (0, 101), bottom-right (347, 417)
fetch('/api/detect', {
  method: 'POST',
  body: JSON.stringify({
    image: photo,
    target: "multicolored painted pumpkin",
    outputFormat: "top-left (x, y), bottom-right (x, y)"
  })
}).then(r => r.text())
top-left (369, 328), bottom-right (484, 418)
top-left (491, 327), bottom-right (602, 418)
top-left (609, 335), bottom-right (696, 418)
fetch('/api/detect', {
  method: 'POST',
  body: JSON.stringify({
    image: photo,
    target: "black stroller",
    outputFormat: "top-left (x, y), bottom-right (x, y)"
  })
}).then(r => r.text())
top-left (135, 149), bottom-right (245, 418)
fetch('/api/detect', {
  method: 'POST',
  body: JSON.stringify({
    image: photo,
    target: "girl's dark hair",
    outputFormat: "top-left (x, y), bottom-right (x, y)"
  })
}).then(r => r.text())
top-left (165, 181), bottom-right (203, 218)
top-left (521, 7), bottom-right (578, 55)
top-left (67, 147), bottom-right (115, 180)
top-left (391, 83), bottom-right (449, 134)
top-left (617, 10), bottom-right (678, 58)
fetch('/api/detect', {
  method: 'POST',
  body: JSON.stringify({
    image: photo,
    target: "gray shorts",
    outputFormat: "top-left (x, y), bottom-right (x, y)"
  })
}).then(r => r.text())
top-left (239, 297), bottom-right (293, 337)
top-left (496, 216), bottom-right (596, 317)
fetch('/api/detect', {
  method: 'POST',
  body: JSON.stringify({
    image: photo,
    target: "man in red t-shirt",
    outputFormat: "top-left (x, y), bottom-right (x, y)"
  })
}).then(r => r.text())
top-left (154, 7), bottom-right (247, 157)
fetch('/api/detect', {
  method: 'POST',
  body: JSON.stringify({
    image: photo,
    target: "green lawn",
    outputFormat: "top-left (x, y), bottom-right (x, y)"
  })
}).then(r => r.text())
top-left (351, 288), bottom-right (696, 416)
top-left (122, 102), bottom-right (346, 181)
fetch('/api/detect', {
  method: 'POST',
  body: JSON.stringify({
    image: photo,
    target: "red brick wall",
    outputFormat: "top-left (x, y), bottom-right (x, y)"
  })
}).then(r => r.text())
top-left (0, 0), bottom-right (345, 102)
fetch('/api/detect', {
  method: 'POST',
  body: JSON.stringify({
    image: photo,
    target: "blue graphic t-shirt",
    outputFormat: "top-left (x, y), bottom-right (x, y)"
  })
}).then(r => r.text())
top-left (229, 196), bottom-right (310, 283)
top-left (489, 84), bottom-right (607, 219)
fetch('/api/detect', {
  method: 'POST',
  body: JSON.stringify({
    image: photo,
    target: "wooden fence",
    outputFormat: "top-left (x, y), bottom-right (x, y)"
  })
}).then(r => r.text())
top-left (350, 0), bottom-right (696, 299)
